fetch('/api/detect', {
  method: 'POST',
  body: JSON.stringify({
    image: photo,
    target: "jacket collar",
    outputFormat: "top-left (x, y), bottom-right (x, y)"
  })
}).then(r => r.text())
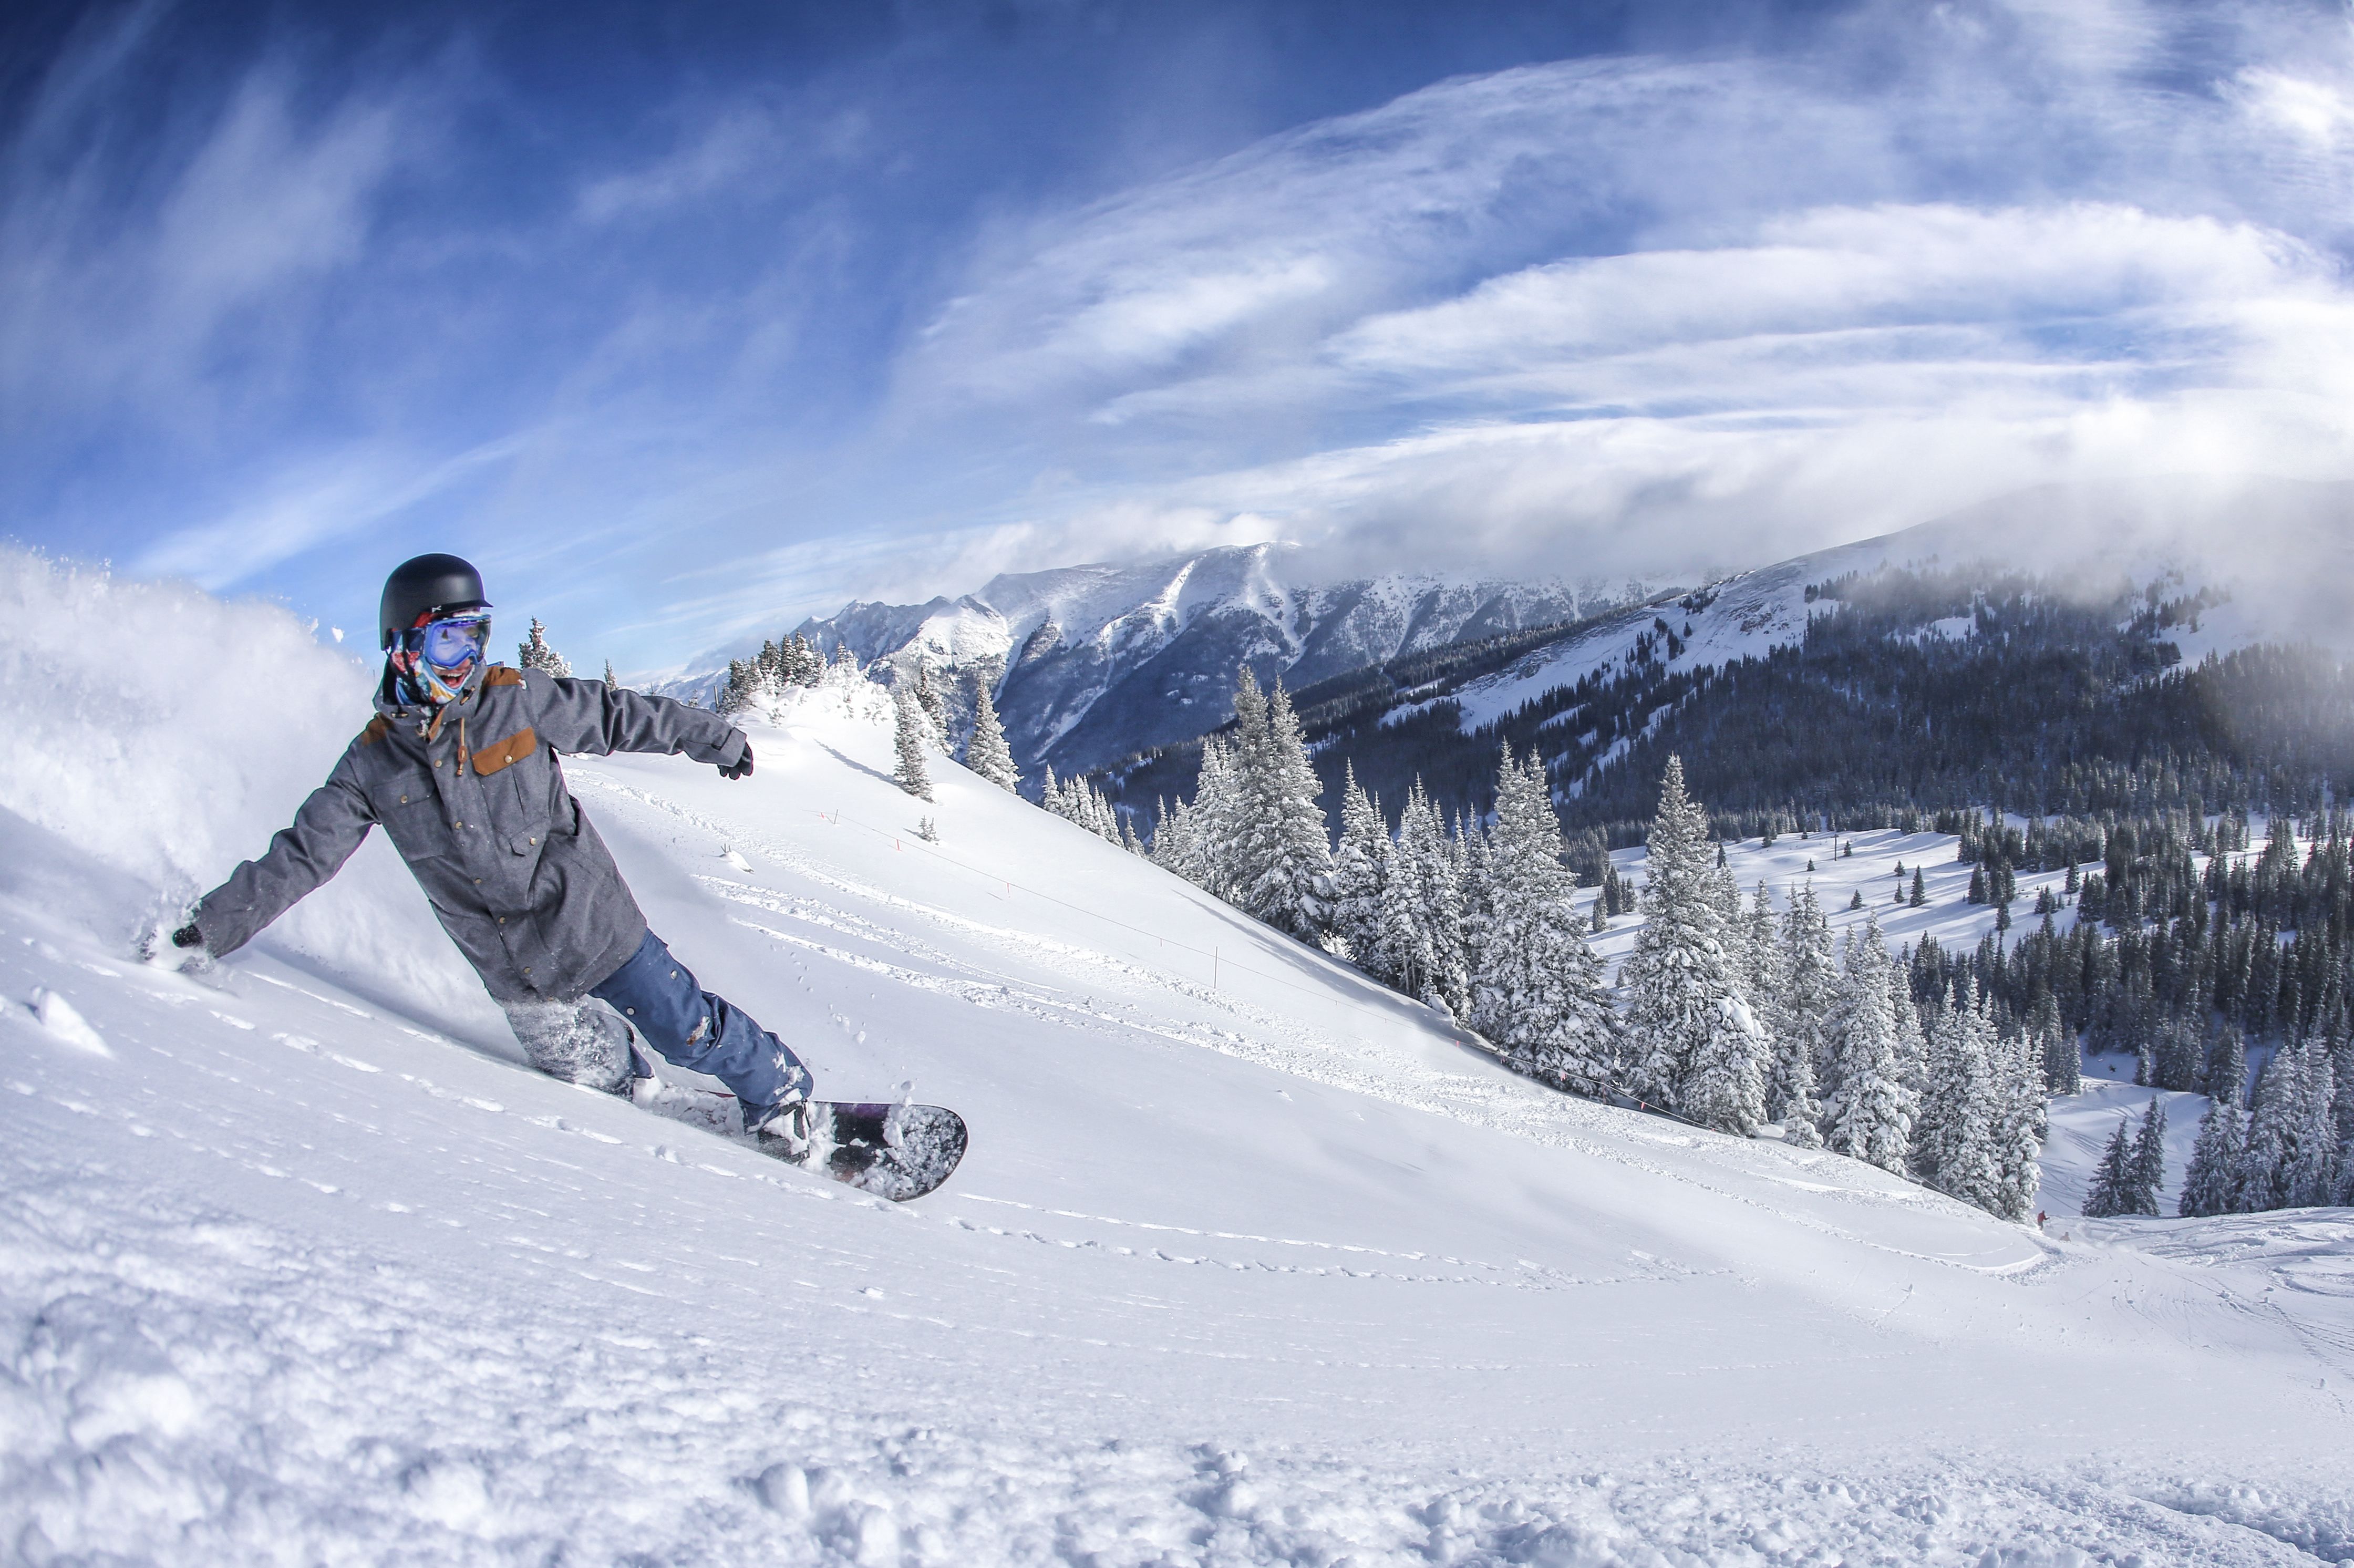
top-left (375, 659), bottom-right (486, 738)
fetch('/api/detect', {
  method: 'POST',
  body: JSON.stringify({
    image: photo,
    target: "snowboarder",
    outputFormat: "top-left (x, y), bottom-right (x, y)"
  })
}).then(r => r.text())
top-left (161, 553), bottom-right (822, 1151)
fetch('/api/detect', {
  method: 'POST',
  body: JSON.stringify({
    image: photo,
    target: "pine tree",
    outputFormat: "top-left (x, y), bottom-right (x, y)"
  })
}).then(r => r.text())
top-left (1749, 883), bottom-right (1818, 1140)
top-left (1621, 757), bottom-right (1760, 1130)
top-left (892, 688), bottom-right (933, 801)
top-left (602, 658), bottom-right (618, 689)
top-left (1991, 1028), bottom-right (2046, 1222)
top-left (1910, 869), bottom-right (1927, 906)
top-left (1919, 981), bottom-right (2005, 1210)
top-left (1781, 885), bottom-right (1839, 1105)
top-left (2283, 1040), bottom-right (2340, 1208)
top-left (912, 662), bottom-right (948, 745)
top-left (2035, 992), bottom-right (2080, 1095)
top-left (2234, 1047), bottom-right (2299, 1211)
top-left (1683, 993), bottom-right (1771, 1137)
top-left (2082, 1114), bottom-right (2136, 1218)
top-left (1377, 782), bottom-right (1467, 1014)
top-left (1237, 680), bottom-right (1334, 941)
top-left (2126, 1098), bottom-right (2168, 1216)
top-left (1822, 918), bottom-right (1917, 1173)
top-left (1467, 745), bottom-right (1617, 1097)
top-left (518, 618), bottom-right (572, 677)
top-left (2178, 1101), bottom-right (2247, 1216)
top-left (1220, 669), bottom-right (1274, 902)
top-left (2200, 1025), bottom-right (2248, 1107)
top-left (1330, 764), bottom-right (1390, 971)
top-left (1184, 739), bottom-right (1243, 901)
top-left (963, 674), bottom-right (1021, 792)
top-left (1151, 795), bottom-right (1199, 882)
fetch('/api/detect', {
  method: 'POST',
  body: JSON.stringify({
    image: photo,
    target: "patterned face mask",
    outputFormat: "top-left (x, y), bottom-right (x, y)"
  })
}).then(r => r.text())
top-left (390, 612), bottom-right (491, 705)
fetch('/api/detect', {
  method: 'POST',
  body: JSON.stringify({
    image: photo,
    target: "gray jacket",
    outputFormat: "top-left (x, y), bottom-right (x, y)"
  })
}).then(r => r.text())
top-left (191, 665), bottom-right (748, 1003)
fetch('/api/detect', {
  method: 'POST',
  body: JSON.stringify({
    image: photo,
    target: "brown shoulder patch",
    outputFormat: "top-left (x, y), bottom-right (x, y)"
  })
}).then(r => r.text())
top-left (471, 726), bottom-right (539, 777)
top-left (482, 666), bottom-right (525, 688)
top-left (359, 716), bottom-right (390, 746)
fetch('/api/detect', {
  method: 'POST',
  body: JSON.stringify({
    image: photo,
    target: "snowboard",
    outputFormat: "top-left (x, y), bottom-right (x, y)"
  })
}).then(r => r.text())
top-left (753, 1100), bottom-right (968, 1202)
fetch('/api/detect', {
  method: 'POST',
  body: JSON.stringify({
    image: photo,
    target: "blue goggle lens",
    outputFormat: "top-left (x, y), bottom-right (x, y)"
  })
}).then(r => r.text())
top-left (416, 616), bottom-right (489, 669)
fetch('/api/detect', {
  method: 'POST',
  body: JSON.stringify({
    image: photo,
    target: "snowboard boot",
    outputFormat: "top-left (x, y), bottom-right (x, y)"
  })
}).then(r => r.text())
top-left (741, 1091), bottom-right (818, 1156)
top-left (504, 1000), bottom-right (644, 1097)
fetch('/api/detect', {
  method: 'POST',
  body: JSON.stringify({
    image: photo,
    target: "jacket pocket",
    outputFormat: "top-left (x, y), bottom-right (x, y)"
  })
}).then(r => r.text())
top-left (470, 726), bottom-right (538, 777)
top-left (474, 726), bottom-right (554, 853)
top-left (368, 784), bottom-right (449, 864)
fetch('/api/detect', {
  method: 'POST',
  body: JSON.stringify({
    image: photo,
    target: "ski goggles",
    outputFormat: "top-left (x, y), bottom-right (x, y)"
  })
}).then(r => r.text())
top-left (400, 612), bottom-right (492, 672)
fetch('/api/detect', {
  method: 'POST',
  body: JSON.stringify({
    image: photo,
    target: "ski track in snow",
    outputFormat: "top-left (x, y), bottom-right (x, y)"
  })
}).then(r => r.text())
top-left (4, 617), bottom-right (2353, 1561)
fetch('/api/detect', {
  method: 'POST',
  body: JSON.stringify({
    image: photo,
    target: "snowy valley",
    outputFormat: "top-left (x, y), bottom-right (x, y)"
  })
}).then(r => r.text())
top-left (5, 552), bottom-right (2353, 1565)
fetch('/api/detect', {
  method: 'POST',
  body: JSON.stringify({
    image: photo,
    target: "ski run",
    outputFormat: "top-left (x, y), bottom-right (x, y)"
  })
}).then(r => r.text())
top-left (4, 551), bottom-right (2352, 1565)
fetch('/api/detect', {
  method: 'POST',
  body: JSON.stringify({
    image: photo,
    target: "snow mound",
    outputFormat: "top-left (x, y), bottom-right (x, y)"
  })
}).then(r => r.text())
top-left (3, 558), bottom-right (2350, 1563)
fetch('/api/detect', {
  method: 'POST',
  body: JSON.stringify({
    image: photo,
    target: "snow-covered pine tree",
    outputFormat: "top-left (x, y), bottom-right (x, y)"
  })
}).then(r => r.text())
top-left (963, 674), bottom-right (1020, 792)
top-left (1465, 745), bottom-right (1617, 1097)
top-left (1376, 781), bottom-right (1467, 1014)
top-left (1619, 757), bottom-right (1761, 1130)
top-left (1742, 883), bottom-right (1782, 1026)
top-left (2283, 1040), bottom-right (2340, 1208)
top-left (1749, 884), bottom-right (1818, 1140)
top-left (1683, 992), bottom-right (1771, 1137)
top-left (716, 656), bottom-right (763, 717)
top-left (602, 659), bottom-right (618, 689)
top-left (1921, 981), bottom-right (2004, 1211)
top-left (2034, 992), bottom-right (2080, 1095)
top-left (912, 662), bottom-right (948, 746)
top-left (891, 688), bottom-right (933, 801)
top-left (1220, 668), bottom-right (1276, 903)
top-left (1042, 768), bottom-right (1120, 843)
top-left (1706, 848), bottom-right (1747, 987)
top-left (1780, 884), bottom-right (1838, 1107)
top-left (1237, 680), bottom-right (1334, 942)
top-left (1185, 738), bottom-right (1243, 901)
top-left (518, 618), bottom-right (572, 677)
top-left (1886, 948), bottom-right (1930, 1109)
top-left (2126, 1098), bottom-right (2168, 1216)
top-left (1821, 917), bottom-right (1917, 1174)
top-left (2201, 1025), bottom-right (2249, 1108)
top-left (2233, 1045), bottom-right (2300, 1211)
top-left (2177, 1101), bottom-right (2247, 1216)
top-left (1085, 777), bottom-right (1121, 844)
top-left (1991, 1028), bottom-right (2045, 1222)
top-left (2081, 1115), bottom-right (2136, 1218)
top-left (1151, 795), bottom-right (1198, 882)
top-left (1432, 814), bottom-right (1471, 1015)
top-left (1329, 764), bottom-right (1389, 971)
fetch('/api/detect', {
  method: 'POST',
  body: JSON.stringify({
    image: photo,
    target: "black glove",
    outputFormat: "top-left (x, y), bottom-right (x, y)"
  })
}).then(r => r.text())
top-left (718, 741), bottom-right (754, 781)
top-left (171, 923), bottom-right (205, 950)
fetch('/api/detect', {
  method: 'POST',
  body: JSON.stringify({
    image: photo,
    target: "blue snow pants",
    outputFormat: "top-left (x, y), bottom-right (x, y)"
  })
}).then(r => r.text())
top-left (591, 929), bottom-right (811, 1123)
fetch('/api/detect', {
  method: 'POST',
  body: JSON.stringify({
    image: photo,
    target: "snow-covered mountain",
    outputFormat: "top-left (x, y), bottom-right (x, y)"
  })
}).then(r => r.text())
top-left (6, 547), bottom-right (2352, 1562)
top-left (1402, 473), bottom-right (2354, 747)
top-left (665, 476), bottom-right (2352, 793)
top-left (669, 543), bottom-right (1602, 777)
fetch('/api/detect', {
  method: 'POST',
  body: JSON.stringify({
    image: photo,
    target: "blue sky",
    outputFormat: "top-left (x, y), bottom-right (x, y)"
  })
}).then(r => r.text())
top-left (6, 1), bottom-right (2353, 676)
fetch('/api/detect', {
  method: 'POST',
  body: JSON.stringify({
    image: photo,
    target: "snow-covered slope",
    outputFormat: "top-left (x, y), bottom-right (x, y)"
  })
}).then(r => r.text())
top-left (6, 552), bottom-right (2353, 1563)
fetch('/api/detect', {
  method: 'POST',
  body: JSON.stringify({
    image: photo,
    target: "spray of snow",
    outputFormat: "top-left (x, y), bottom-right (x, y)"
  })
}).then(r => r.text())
top-left (0, 547), bottom-right (503, 1041)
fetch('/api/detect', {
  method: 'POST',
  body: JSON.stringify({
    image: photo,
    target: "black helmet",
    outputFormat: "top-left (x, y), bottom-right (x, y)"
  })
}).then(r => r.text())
top-left (379, 553), bottom-right (490, 649)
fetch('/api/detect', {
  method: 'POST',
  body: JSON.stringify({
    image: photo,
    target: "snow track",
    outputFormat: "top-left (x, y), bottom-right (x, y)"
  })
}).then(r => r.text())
top-left (4, 558), bottom-right (2351, 1564)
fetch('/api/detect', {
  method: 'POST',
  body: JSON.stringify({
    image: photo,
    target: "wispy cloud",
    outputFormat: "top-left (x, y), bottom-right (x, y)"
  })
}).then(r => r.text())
top-left (7, 1), bottom-right (2354, 670)
top-left (133, 435), bottom-right (529, 590)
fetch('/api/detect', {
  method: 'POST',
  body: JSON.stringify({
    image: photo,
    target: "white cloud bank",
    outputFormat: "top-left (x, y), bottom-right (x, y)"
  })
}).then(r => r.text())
top-left (848, 6), bottom-right (2354, 602)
